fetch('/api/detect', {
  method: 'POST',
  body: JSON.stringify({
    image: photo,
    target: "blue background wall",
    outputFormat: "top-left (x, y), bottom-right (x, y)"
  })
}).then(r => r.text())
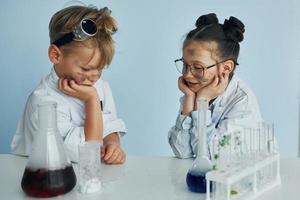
top-left (0, 0), bottom-right (299, 157)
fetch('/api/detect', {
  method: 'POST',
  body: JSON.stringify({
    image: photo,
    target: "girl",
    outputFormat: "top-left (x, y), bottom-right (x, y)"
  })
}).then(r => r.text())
top-left (168, 13), bottom-right (263, 159)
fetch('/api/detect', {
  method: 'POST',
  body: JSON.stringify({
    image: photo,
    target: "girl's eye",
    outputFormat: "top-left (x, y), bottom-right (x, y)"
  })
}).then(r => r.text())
top-left (193, 65), bottom-right (204, 70)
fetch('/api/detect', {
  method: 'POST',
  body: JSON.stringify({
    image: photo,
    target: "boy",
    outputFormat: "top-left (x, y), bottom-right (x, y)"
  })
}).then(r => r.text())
top-left (11, 5), bottom-right (127, 164)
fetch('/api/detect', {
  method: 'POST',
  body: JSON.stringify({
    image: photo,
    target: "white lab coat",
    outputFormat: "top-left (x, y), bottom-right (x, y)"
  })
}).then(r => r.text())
top-left (168, 75), bottom-right (263, 159)
top-left (11, 68), bottom-right (127, 162)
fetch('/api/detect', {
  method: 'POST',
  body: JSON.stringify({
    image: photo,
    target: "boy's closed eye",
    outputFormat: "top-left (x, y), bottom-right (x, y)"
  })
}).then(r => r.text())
top-left (81, 67), bottom-right (91, 72)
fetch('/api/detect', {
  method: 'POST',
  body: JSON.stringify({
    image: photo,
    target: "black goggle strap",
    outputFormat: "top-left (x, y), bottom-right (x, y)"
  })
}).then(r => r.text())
top-left (53, 32), bottom-right (75, 47)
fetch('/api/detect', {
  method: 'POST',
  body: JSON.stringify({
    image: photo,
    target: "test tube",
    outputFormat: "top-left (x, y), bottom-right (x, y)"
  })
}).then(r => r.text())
top-left (258, 122), bottom-right (267, 159)
top-left (243, 128), bottom-right (251, 163)
top-left (265, 123), bottom-right (276, 182)
top-left (262, 122), bottom-right (270, 183)
top-left (225, 134), bottom-right (231, 171)
top-left (234, 131), bottom-right (242, 167)
top-left (267, 124), bottom-right (271, 153)
top-left (258, 127), bottom-right (261, 158)
top-left (253, 126), bottom-right (261, 161)
top-left (211, 136), bottom-right (217, 166)
top-left (270, 123), bottom-right (276, 182)
top-left (271, 123), bottom-right (275, 152)
top-left (267, 123), bottom-right (275, 154)
top-left (262, 123), bottom-right (267, 156)
top-left (250, 128), bottom-right (256, 161)
top-left (229, 132), bottom-right (234, 169)
top-left (259, 123), bottom-right (263, 157)
top-left (256, 127), bottom-right (261, 160)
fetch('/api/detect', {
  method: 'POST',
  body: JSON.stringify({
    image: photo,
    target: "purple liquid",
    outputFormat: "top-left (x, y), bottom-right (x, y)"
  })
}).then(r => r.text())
top-left (186, 171), bottom-right (211, 193)
top-left (21, 165), bottom-right (76, 198)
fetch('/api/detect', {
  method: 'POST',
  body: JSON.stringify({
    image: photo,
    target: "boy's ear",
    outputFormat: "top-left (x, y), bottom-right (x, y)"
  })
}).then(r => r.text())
top-left (222, 59), bottom-right (234, 75)
top-left (48, 44), bottom-right (63, 64)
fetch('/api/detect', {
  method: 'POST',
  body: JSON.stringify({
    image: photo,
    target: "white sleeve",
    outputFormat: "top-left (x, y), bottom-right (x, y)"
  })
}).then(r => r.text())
top-left (168, 113), bottom-right (194, 159)
top-left (168, 97), bottom-right (212, 159)
top-left (168, 109), bottom-right (213, 159)
top-left (55, 103), bottom-right (85, 163)
top-left (102, 82), bottom-right (127, 138)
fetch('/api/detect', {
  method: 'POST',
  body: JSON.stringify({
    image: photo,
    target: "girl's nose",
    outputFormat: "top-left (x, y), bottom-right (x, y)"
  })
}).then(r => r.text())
top-left (183, 67), bottom-right (194, 79)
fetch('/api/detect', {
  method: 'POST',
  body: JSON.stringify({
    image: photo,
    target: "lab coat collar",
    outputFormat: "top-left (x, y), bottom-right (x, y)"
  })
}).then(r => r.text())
top-left (47, 67), bottom-right (60, 90)
top-left (209, 74), bottom-right (239, 109)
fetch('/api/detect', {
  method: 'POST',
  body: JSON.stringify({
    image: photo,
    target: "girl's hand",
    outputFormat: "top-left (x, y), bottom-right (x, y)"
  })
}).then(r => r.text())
top-left (178, 76), bottom-right (195, 97)
top-left (101, 142), bottom-right (126, 164)
top-left (196, 73), bottom-right (229, 101)
top-left (58, 78), bottom-right (99, 102)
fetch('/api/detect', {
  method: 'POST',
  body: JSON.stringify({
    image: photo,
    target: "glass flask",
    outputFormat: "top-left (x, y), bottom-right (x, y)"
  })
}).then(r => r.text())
top-left (186, 98), bottom-right (212, 193)
top-left (21, 101), bottom-right (76, 198)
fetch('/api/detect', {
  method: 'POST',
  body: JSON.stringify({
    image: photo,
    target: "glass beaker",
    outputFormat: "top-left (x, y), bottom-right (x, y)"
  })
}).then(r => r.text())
top-left (21, 101), bottom-right (76, 198)
top-left (78, 141), bottom-right (102, 194)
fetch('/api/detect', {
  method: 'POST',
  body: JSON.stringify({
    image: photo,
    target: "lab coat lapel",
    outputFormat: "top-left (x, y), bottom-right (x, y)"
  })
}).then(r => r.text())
top-left (211, 76), bottom-right (239, 128)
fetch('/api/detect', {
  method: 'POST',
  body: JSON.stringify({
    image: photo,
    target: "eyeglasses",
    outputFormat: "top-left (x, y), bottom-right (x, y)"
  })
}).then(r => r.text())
top-left (53, 18), bottom-right (98, 47)
top-left (174, 58), bottom-right (239, 79)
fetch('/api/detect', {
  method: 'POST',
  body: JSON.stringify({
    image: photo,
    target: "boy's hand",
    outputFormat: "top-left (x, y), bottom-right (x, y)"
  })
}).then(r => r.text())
top-left (196, 73), bottom-right (229, 101)
top-left (178, 76), bottom-right (195, 97)
top-left (58, 78), bottom-right (99, 102)
top-left (101, 142), bottom-right (126, 164)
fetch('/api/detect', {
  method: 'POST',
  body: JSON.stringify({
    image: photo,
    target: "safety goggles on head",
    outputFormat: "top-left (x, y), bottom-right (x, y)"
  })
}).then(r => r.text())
top-left (53, 18), bottom-right (97, 47)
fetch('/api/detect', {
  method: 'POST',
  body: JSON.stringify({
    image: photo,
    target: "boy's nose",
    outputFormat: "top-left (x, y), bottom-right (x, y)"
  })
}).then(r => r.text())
top-left (86, 70), bottom-right (101, 82)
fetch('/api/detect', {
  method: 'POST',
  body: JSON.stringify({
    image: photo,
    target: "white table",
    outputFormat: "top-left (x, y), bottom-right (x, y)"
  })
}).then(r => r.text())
top-left (0, 154), bottom-right (299, 200)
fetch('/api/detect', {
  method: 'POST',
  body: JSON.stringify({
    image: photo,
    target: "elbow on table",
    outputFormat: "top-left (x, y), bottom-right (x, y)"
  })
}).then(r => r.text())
top-left (169, 144), bottom-right (193, 159)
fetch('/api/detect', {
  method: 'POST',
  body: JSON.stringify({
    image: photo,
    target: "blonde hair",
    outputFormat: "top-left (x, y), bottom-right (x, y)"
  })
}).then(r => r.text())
top-left (49, 5), bottom-right (118, 67)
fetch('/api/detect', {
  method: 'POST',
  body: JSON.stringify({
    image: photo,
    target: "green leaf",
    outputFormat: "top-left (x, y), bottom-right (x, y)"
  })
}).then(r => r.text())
top-left (214, 154), bottom-right (219, 160)
top-left (230, 190), bottom-right (238, 195)
top-left (212, 165), bottom-right (218, 171)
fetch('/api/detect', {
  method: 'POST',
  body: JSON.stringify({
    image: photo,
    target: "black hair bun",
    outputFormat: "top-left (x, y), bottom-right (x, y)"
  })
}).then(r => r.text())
top-left (223, 16), bottom-right (245, 42)
top-left (195, 13), bottom-right (219, 28)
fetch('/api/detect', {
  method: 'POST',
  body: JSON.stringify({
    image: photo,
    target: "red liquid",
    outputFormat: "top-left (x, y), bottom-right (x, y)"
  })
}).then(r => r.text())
top-left (21, 165), bottom-right (76, 198)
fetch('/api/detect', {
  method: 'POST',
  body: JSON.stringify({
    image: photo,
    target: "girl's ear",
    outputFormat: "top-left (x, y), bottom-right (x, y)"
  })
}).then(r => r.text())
top-left (48, 44), bottom-right (63, 64)
top-left (222, 59), bottom-right (234, 75)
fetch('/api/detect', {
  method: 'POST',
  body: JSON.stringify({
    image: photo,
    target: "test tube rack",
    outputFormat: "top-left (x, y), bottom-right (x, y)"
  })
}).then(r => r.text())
top-left (205, 152), bottom-right (281, 200)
